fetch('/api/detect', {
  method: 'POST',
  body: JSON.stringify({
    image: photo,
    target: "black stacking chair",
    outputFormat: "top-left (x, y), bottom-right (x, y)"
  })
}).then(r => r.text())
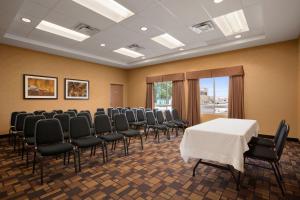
top-left (249, 120), bottom-right (285, 148)
top-left (68, 109), bottom-right (78, 114)
top-left (97, 108), bottom-right (105, 113)
top-left (33, 119), bottom-right (76, 184)
top-left (114, 114), bottom-right (143, 154)
top-left (156, 110), bottom-right (171, 140)
top-left (77, 112), bottom-right (94, 134)
top-left (117, 107), bottom-right (122, 112)
top-left (125, 110), bottom-right (144, 129)
top-left (70, 116), bottom-right (106, 171)
top-left (244, 123), bottom-right (290, 196)
top-left (145, 108), bottom-right (151, 112)
top-left (34, 110), bottom-right (46, 115)
top-left (94, 115), bottom-right (126, 158)
top-left (42, 111), bottom-right (56, 119)
top-left (64, 111), bottom-right (76, 118)
top-left (107, 107), bottom-right (113, 119)
top-left (166, 110), bottom-right (186, 132)
top-left (13, 113), bottom-right (34, 152)
top-left (54, 114), bottom-right (70, 140)
top-left (145, 111), bottom-right (169, 143)
top-left (9, 111), bottom-right (26, 144)
top-left (163, 110), bottom-right (179, 136)
top-left (53, 110), bottom-right (63, 114)
top-left (111, 109), bottom-right (120, 122)
top-left (22, 115), bottom-right (45, 166)
top-left (95, 111), bottom-right (105, 116)
top-left (172, 109), bottom-right (188, 129)
top-left (131, 108), bottom-right (137, 117)
top-left (80, 110), bottom-right (91, 115)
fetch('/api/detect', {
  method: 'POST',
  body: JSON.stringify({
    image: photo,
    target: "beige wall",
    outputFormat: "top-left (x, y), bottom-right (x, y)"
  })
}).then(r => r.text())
top-left (0, 44), bottom-right (128, 134)
top-left (298, 36), bottom-right (300, 139)
top-left (127, 40), bottom-right (299, 138)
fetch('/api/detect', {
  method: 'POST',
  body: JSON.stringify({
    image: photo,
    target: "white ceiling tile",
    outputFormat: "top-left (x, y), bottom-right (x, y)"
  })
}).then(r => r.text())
top-left (18, 0), bottom-right (49, 19)
top-left (26, 0), bottom-right (60, 8)
top-left (199, 0), bottom-right (243, 18)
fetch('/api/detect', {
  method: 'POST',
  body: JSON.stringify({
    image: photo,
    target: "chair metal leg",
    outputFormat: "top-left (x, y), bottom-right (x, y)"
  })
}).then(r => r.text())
top-left (90, 147), bottom-right (93, 157)
top-left (105, 143), bottom-right (108, 161)
top-left (193, 159), bottom-right (202, 177)
top-left (40, 156), bottom-right (44, 184)
top-left (126, 138), bottom-right (129, 155)
top-left (32, 151), bottom-right (36, 174)
top-left (123, 138), bottom-right (127, 156)
top-left (157, 130), bottom-right (160, 143)
top-left (167, 129), bottom-right (170, 140)
top-left (21, 141), bottom-right (25, 160)
top-left (13, 135), bottom-right (16, 151)
top-left (63, 153), bottom-right (66, 165)
top-left (140, 135), bottom-right (143, 150)
top-left (73, 150), bottom-right (77, 173)
top-left (68, 152), bottom-right (70, 164)
top-left (26, 148), bottom-right (29, 167)
top-left (101, 144), bottom-right (105, 164)
top-left (271, 162), bottom-right (285, 196)
top-left (77, 149), bottom-right (81, 172)
top-left (275, 162), bottom-right (283, 181)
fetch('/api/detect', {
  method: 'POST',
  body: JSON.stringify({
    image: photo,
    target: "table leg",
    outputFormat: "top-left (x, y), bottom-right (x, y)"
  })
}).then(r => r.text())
top-left (192, 159), bottom-right (202, 177)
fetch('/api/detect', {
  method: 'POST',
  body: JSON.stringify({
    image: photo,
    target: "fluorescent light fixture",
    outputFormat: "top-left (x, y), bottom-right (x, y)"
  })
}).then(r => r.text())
top-left (100, 43), bottom-right (106, 47)
top-left (72, 0), bottom-right (134, 23)
top-left (235, 34), bottom-right (242, 39)
top-left (179, 48), bottom-right (184, 51)
top-left (22, 18), bottom-right (31, 23)
top-left (151, 33), bottom-right (185, 49)
top-left (114, 47), bottom-right (144, 58)
top-left (36, 20), bottom-right (90, 41)
top-left (213, 9), bottom-right (249, 36)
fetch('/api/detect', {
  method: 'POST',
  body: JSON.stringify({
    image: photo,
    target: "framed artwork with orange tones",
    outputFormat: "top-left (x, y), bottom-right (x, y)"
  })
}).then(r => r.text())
top-left (65, 78), bottom-right (89, 100)
top-left (23, 74), bottom-right (58, 99)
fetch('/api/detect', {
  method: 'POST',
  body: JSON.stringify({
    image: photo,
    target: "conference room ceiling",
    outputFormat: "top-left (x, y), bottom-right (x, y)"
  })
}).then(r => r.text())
top-left (0, 0), bottom-right (300, 68)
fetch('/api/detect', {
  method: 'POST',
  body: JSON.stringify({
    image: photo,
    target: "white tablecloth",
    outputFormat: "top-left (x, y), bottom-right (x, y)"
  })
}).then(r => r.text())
top-left (180, 118), bottom-right (259, 172)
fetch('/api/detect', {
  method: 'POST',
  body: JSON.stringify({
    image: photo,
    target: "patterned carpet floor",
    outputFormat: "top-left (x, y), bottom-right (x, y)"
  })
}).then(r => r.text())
top-left (0, 133), bottom-right (300, 200)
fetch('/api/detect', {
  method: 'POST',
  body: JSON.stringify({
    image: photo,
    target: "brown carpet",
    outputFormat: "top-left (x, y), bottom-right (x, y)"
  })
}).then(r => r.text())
top-left (0, 134), bottom-right (299, 200)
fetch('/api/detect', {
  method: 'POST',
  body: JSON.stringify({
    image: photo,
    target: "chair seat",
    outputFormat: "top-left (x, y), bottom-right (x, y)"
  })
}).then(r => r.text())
top-left (72, 136), bottom-right (103, 148)
top-left (164, 122), bottom-right (177, 128)
top-left (119, 129), bottom-right (141, 137)
top-left (129, 121), bottom-right (145, 126)
top-left (25, 137), bottom-right (35, 145)
top-left (174, 120), bottom-right (187, 127)
top-left (249, 137), bottom-right (275, 147)
top-left (244, 145), bottom-right (277, 161)
top-left (100, 133), bottom-right (123, 142)
top-left (38, 143), bottom-right (73, 156)
top-left (154, 124), bottom-right (168, 130)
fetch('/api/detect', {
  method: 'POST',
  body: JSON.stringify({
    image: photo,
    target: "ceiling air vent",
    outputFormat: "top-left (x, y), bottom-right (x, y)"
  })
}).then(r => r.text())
top-left (127, 44), bottom-right (145, 51)
top-left (73, 23), bottom-right (100, 36)
top-left (190, 21), bottom-right (214, 34)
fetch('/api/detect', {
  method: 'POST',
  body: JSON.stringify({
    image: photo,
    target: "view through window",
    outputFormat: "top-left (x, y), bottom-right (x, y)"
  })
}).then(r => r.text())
top-left (200, 77), bottom-right (229, 115)
top-left (154, 81), bottom-right (172, 110)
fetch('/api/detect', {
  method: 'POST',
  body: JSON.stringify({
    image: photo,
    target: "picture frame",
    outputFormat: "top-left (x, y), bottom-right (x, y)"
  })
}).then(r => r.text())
top-left (65, 78), bottom-right (89, 100)
top-left (23, 74), bottom-right (58, 99)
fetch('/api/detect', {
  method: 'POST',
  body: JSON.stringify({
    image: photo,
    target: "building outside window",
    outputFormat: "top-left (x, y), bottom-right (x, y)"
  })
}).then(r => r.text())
top-left (154, 81), bottom-right (172, 110)
top-left (200, 76), bottom-right (229, 115)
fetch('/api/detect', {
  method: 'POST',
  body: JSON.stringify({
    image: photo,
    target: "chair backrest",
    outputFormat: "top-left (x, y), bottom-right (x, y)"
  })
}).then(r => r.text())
top-left (136, 109), bottom-right (145, 122)
top-left (121, 108), bottom-right (127, 113)
top-left (172, 109), bottom-right (180, 121)
top-left (10, 111), bottom-right (26, 127)
top-left (77, 112), bottom-right (93, 128)
top-left (153, 109), bottom-right (158, 117)
top-left (70, 116), bottom-right (91, 139)
top-left (33, 110), bottom-right (46, 115)
top-left (131, 108), bottom-right (137, 116)
top-left (97, 108), bottom-right (105, 112)
top-left (35, 119), bottom-right (64, 146)
top-left (107, 107), bottom-right (113, 118)
top-left (94, 114), bottom-right (112, 134)
top-left (23, 115), bottom-right (45, 138)
top-left (145, 108), bottom-right (151, 112)
top-left (80, 110), bottom-right (91, 115)
top-left (68, 109), bottom-right (78, 114)
top-left (117, 107), bottom-right (122, 112)
top-left (42, 111), bottom-right (56, 119)
top-left (165, 110), bottom-right (173, 122)
top-left (274, 120), bottom-right (286, 144)
top-left (95, 111), bottom-right (105, 116)
top-left (111, 109), bottom-right (120, 121)
top-left (64, 111), bottom-right (76, 118)
top-left (53, 110), bottom-right (63, 114)
top-left (156, 110), bottom-right (165, 125)
top-left (15, 113), bottom-right (34, 131)
top-left (125, 110), bottom-right (136, 123)
top-left (146, 111), bottom-right (156, 125)
top-left (54, 114), bottom-right (70, 133)
top-left (114, 114), bottom-right (129, 131)
top-left (275, 123), bottom-right (289, 160)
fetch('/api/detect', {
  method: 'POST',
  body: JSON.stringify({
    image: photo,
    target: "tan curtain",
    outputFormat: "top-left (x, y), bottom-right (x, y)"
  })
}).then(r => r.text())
top-left (146, 83), bottom-right (153, 109)
top-left (228, 75), bottom-right (245, 119)
top-left (172, 80), bottom-right (186, 120)
top-left (187, 79), bottom-right (200, 125)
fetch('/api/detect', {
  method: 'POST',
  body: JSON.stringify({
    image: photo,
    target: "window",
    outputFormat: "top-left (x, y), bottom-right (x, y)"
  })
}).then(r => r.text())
top-left (154, 81), bottom-right (172, 110)
top-left (200, 76), bottom-right (229, 115)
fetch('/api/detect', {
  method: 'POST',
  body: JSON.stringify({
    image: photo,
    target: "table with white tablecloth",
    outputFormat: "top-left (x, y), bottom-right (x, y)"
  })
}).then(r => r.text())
top-left (180, 118), bottom-right (259, 189)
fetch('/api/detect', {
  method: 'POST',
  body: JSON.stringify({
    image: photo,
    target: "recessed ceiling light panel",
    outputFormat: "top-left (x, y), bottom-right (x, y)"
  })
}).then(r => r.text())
top-left (36, 20), bottom-right (90, 41)
top-left (235, 34), bottom-right (242, 39)
top-left (151, 33), bottom-right (185, 49)
top-left (213, 9), bottom-right (249, 36)
top-left (22, 18), bottom-right (31, 23)
top-left (114, 47), bottom-right (144, 58)
top-left (214, 0), bottom-right (223, 4)
top-left (140, 26), bottom-right (148, 31)
top-left (100, 43), bottom-right (106, 47)
top-left (72, 0), bottom-right (134, 23)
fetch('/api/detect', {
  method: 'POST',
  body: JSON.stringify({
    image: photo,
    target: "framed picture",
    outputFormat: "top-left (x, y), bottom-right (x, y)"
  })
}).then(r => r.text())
top-left (65, 78), bottom-right (89, 100)
top-left (23, 74), bottom-right (58, 99)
